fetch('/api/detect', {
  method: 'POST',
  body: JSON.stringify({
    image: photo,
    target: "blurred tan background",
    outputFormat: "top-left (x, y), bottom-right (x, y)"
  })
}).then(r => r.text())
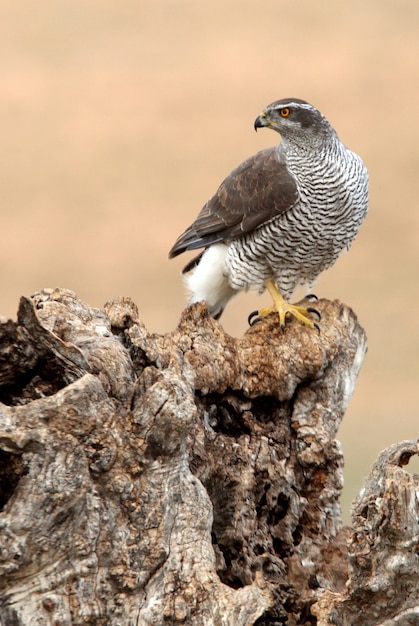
top-left (1, 0), bottom-right (418, 521)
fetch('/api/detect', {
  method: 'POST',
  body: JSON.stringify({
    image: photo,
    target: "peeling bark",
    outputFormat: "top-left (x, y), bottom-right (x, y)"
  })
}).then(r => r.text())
top-left (0, 288), bottom-right (417, 625)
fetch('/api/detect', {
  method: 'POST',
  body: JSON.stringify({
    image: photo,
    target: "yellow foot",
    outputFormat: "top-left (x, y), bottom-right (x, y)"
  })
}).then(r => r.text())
top-left (248, 280), bottom-right (321, 330)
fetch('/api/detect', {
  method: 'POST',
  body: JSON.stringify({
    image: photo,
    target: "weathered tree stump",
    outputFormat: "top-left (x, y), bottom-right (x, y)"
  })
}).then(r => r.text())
top-left (0, 288), bottom-right (417, 625)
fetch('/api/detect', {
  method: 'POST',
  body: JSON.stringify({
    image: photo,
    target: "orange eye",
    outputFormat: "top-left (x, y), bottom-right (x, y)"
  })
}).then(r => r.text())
top-left (280, 108), bottom-right (290, 117)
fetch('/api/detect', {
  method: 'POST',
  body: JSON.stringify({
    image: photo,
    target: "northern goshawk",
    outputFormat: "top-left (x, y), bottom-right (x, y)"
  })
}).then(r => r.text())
top-left (169, 97), bottom-right (369, 328)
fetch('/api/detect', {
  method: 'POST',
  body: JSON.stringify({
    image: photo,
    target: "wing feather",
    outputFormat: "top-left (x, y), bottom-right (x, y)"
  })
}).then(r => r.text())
top-left (168, 147), bottom-right (298, 258)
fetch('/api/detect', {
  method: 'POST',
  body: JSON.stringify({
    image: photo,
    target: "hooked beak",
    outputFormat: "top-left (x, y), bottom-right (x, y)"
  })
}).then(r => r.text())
top-left (254, 111), bottom-right (268, 131)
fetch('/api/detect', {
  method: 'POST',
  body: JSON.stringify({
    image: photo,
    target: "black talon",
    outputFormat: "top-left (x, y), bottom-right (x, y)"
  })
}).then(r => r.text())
top-left (313, 321), bottom-right (321, 334)
top-left (306, 306), bottom-right (321, 321)
top-left (305, 293), bottom-right (318, 302)
top-left (248, 310), bottom-right (261, 326)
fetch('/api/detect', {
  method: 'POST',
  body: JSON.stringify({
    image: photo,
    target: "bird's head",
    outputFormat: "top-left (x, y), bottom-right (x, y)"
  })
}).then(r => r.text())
top-left (254, 98), bottom-right (332, 141)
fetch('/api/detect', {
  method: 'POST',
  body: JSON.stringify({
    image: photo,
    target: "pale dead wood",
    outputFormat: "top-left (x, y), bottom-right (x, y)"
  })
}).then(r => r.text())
top-left (0, 288), bottom-right (417, 625)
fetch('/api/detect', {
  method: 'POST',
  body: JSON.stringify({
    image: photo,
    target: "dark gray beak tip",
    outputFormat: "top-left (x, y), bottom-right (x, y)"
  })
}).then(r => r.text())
top-left (254, 116), bottom-right (263, 131)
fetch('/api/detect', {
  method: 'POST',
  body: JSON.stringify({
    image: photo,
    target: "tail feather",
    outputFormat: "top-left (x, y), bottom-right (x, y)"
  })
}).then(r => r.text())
top-left (181, 251), bottom-right (204, 275)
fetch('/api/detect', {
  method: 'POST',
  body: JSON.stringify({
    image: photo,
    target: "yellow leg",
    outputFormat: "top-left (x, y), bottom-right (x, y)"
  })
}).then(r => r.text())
top-left (251, 279), bottom-right (320, 329)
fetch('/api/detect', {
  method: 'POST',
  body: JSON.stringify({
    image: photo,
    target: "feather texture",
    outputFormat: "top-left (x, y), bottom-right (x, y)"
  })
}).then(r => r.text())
top-left (169, 98), bottom-right (369, 318)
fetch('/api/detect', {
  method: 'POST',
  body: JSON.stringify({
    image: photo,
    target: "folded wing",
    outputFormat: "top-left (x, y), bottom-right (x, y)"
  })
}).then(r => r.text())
top-left (168, 147), bottom-right (299, 259)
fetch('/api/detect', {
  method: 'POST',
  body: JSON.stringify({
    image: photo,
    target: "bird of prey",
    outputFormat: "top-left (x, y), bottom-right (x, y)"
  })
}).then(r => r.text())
top-left (169, 97), bottom-right (368, 328)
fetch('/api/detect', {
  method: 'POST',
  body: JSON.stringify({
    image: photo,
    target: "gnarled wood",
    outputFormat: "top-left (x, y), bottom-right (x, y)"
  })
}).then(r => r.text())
top-left (312, 440), bottom-right (419, 626)
top-left (0, 288), bottom-right (416, 625)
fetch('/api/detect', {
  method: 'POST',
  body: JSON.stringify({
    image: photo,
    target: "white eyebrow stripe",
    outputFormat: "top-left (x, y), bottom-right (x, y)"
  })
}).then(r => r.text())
top-left (277, 102), bottom-right (313, 110)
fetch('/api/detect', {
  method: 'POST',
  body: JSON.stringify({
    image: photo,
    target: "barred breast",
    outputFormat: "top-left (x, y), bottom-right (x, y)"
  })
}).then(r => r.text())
top-left (225, 141), bottom-right (368, 300)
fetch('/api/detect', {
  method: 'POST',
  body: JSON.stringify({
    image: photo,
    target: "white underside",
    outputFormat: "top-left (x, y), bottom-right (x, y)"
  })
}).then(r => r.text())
top-left (184, 244), bottom-right (237, 317)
